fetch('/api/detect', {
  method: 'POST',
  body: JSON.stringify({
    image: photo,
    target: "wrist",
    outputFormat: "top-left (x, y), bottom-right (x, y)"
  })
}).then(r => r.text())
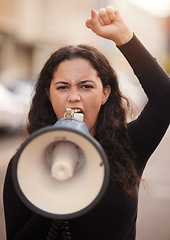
top-left (113, 29), bottom-right (133, 46)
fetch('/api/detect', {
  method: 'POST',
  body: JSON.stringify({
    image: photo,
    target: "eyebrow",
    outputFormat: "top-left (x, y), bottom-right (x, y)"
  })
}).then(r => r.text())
top-left (54, 80), bottom-right (95, 85)
top-left (54, 81), bottom-right (70, 85)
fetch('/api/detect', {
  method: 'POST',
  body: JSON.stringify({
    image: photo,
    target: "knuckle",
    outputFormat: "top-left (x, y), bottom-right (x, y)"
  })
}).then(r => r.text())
top-left (106, 6), bottom-right (114, 11)
top-left (99, 8), bottom-right (106, 17)
top-left (106, 8), bottom-right (113, 15)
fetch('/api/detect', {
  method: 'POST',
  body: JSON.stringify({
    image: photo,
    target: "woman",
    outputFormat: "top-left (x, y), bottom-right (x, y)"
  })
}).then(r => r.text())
top-left (3, 6), bottom-right (170, 240)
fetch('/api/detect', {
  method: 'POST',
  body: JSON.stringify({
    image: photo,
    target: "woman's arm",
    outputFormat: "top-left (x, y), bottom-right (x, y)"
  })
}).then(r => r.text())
top-left (118, 35), bottom-right (170, 170)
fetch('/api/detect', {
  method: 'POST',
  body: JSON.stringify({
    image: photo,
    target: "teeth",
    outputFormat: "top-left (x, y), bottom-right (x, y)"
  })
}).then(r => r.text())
top-left (74, 109), bottom-right (82, 113)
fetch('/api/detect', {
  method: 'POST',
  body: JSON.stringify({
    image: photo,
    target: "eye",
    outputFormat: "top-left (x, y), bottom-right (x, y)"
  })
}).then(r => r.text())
top-left (56, 86), bottom-right (69, 90)
top-left (81, 85), bottom-right (93, 89)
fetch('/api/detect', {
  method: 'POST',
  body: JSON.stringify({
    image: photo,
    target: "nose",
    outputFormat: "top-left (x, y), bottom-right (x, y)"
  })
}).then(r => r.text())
top-left (67, 89), bottom-right (81, 102)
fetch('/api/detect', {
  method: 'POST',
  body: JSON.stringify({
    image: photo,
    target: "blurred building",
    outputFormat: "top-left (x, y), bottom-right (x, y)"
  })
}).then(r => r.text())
top-left (1, 0), bottom-right (169, 124)
top-left (0, 0), bottom-right (168, 87)
top-left (0, 0), bottom-right (108, 85)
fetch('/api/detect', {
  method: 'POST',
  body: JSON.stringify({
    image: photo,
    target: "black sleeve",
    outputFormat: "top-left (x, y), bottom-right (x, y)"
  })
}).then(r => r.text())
top-left (117, 34), bottom-right (170, 171)
top-left (3, 155), bottom-right (52, 240)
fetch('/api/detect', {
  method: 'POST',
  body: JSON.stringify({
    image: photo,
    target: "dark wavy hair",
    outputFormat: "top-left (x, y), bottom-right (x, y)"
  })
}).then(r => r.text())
top-left (27, 44), bottom-right (140, 198)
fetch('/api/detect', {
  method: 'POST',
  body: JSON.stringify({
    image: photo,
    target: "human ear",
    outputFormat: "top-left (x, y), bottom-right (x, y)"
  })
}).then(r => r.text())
top-left (102, 85), bottom-right (111, 105)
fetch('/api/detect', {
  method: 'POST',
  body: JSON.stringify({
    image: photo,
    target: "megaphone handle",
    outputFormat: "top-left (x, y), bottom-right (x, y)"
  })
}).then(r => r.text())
top-left (61, 221), bottom-right (72, 239)
top-left (46, 219), bottom-right (72, 240)
top-left (46, 220), bottom-right (60, 239)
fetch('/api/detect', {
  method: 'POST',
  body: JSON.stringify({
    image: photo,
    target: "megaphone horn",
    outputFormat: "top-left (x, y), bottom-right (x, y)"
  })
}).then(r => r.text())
top-left (12, 108), bottom-right (109, 219)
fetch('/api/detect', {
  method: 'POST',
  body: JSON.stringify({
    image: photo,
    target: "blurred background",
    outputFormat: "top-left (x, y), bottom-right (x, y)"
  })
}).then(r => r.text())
top-left (0, 0), bottom-right (170, 239)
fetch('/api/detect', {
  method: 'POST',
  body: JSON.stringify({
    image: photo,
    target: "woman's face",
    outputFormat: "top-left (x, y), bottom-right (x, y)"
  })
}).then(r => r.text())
top-left (49, 58), bottom-right (110, 136)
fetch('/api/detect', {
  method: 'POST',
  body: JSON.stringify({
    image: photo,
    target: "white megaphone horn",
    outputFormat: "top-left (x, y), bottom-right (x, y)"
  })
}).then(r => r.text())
top-left (12, 108), bottom-right (109, 219)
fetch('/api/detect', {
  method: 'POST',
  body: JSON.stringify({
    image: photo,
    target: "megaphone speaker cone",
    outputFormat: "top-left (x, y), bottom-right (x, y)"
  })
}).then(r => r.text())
top-left (12, 126), bottom-right (109, 219)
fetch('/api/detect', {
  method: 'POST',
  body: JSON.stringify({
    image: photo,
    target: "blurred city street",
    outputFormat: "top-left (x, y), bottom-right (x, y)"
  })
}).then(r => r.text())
top-left (0, 127), bottom-right (170, 240)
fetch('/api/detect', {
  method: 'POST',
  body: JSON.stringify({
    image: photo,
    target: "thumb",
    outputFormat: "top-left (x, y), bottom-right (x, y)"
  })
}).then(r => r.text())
top-left (86, 10), bottom-right (101, 32)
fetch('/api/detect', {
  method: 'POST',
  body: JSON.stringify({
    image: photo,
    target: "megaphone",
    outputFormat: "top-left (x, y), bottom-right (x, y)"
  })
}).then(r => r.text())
top-left (12, 108), bottom-right (109, 220)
